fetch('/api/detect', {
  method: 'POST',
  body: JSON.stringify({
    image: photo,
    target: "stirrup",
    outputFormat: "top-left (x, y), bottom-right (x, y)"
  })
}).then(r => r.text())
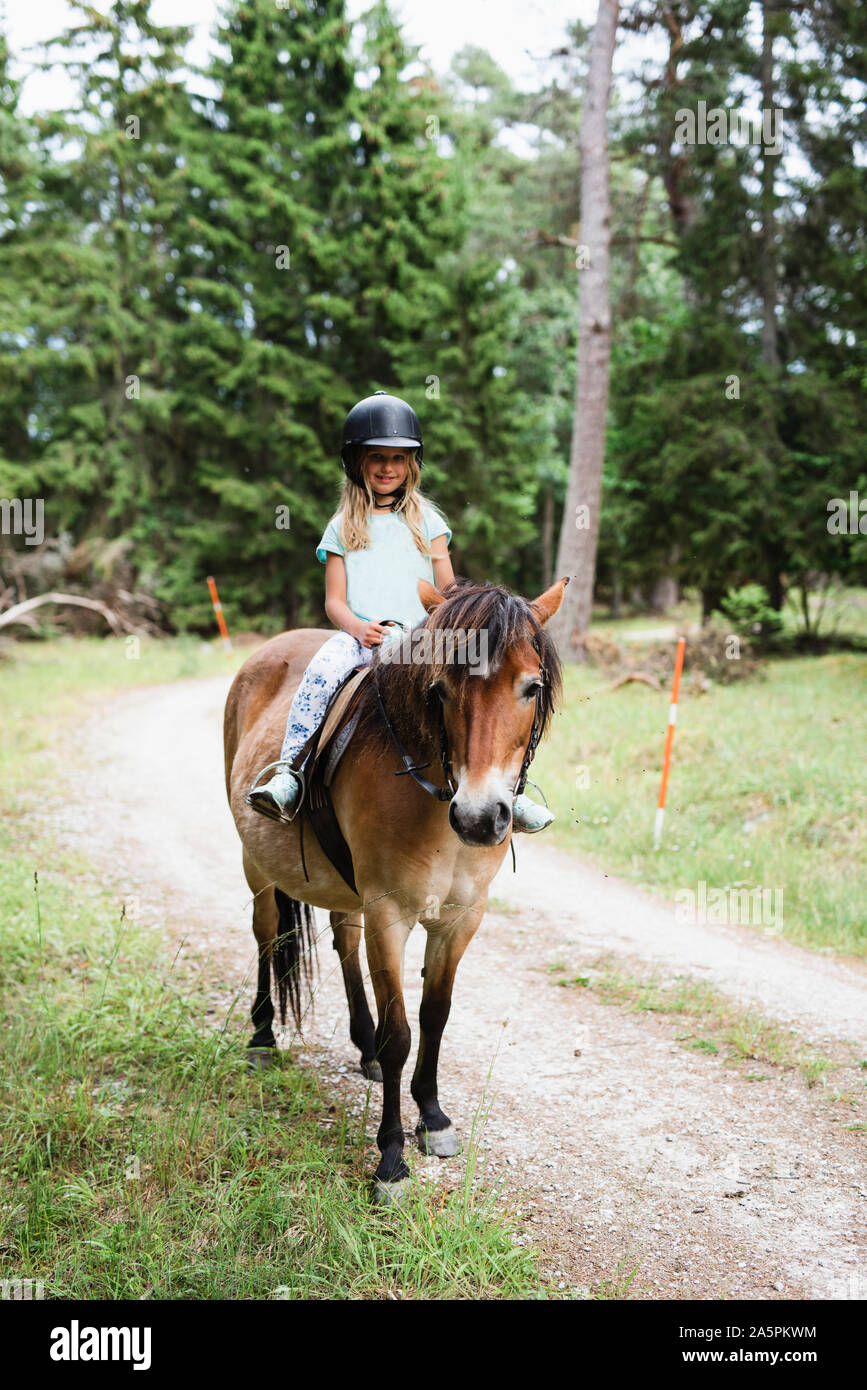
top-left (512, 777), bottom-right (549, 808)
top-left (521, 777), bottom-right (548, 807)
top-left (512, 779), bottom-right (554, 834)
top-left (245, 761), bottom-right (306, 824)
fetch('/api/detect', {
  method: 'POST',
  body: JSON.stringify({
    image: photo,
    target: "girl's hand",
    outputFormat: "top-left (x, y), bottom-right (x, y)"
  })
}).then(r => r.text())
top-left (356, 620), bottom-right (389, 648)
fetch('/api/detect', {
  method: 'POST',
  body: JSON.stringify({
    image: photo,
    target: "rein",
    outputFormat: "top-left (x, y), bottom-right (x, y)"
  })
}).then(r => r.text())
top-left (372, 672), bottom-right (456, 801)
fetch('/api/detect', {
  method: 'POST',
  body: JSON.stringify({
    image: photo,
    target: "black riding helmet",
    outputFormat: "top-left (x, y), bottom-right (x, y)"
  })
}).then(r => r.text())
top-left (340, 390), bottom-right (423, 487)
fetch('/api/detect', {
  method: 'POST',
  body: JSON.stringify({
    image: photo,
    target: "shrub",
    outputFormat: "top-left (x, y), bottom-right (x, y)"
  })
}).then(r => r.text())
top-left (716, 584), bottom-right (785, 646)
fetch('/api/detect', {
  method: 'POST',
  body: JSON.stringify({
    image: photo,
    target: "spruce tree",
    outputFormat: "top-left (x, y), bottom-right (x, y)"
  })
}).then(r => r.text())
top-left (150, 0), bottom-right (359, 628)
top-left (601, 0), bottom-right (866, 620)
top-left (1, 2), bottom-right (195, 568)
top-left (0, 22), bottom-right (43, 489)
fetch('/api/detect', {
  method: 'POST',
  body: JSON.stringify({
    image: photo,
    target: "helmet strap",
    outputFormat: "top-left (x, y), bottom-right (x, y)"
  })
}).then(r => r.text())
top-left (372, 487), bottom-right (404, 510)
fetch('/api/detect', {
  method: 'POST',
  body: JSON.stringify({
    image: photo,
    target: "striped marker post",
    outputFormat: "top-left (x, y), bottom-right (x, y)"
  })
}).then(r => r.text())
top-left (206, 575), bottom-right (233, 655)
top-left (653, 636), bottom-right (686, 850)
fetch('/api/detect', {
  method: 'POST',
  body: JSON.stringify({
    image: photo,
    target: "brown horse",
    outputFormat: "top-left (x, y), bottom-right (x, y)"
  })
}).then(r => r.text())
top-left (224, 576), bottom-right (566, 1199)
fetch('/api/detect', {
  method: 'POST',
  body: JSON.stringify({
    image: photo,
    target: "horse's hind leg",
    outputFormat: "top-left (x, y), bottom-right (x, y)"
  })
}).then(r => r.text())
top-left (244, 850), bottom-right (279, 1068)
top-left (330, 911), bottom-right (381, 1083)
top-left (411, 913), bottom-right (482, 1158)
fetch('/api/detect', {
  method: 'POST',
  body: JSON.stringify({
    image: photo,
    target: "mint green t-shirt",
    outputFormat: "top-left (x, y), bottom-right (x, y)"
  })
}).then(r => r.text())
top-left (316, 503), bottom-right (452, 640)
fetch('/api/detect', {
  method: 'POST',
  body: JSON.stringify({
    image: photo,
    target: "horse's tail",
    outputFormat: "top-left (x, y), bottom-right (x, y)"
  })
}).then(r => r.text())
top-left (272, 888), bottom-right (317, 1029)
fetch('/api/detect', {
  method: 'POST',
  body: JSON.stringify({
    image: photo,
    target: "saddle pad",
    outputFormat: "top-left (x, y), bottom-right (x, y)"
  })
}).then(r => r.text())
top-left (324, 708), bottom-right (362, 787)
top-left (317, 667), bottom-right (370, 754)
top-left (290, 664), bottom-right (371, 897)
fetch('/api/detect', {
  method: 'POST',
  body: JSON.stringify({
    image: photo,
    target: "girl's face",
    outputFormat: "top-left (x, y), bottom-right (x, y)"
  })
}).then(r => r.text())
top-left (363, 446), bottom-right (410, 499)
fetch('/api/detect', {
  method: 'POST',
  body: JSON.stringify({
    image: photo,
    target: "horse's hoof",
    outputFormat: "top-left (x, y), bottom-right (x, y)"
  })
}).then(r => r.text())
top-left (247, 1047), bottom-right (277, 1071)
top-left (372, 1178), bottom-right (412, 1207)
top-left (417, 1124), bottom-right (460, 1158)
top-left (360, 1058), bottom-right (383, 1083)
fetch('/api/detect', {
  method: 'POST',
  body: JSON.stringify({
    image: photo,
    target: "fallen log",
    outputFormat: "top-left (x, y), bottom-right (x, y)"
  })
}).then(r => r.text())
top-left (589, 670), bottom-right (663, 696)
top-left (0, 591), bottom-right (129, 636)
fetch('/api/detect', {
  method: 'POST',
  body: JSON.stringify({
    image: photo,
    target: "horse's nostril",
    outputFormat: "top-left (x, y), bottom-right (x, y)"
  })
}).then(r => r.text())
top-left (449, 797), bottom-right (511, 846)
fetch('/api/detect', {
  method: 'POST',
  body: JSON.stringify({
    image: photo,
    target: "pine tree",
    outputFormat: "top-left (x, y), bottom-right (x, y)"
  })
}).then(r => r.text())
top-left (1, 2), bottom-right (195, 566)
top-left (148, 0), bottom-right (359, 628)
top-left (601, 0), bottom-right (867, 621)
top-left (332, 4), bottom-right (542, 590)
top-left (0, 21), bottom-right (43, 486)
top-left (439, 35), bottom-right (587, 591)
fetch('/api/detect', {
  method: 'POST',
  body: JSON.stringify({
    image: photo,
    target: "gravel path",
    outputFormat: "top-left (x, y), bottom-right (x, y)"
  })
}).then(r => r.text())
top-left (54, 671), bottom-right (866, 1301)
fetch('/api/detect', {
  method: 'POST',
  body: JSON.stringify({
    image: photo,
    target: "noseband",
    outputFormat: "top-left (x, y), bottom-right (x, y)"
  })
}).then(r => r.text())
top-left (371, 630), bottom-right (550, 804)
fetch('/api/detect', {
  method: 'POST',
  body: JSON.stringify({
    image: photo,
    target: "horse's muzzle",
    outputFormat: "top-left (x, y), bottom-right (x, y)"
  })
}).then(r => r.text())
top-left (448, 795), bottom-right (512, 847)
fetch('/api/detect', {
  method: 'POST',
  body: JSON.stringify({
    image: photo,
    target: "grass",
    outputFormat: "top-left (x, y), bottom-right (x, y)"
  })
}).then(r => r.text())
top-left (591, 1254), bottom-right (644, 1300)
top-left (549, 955), bottom-right (847, 1089)
top-left (0, 635), bottom-right (547, 1300)
top-left (0, 887), bottom-right (538, 1298)
top-left (0, 633), bottom-right (243, 804)
top-left (3, 621), bottom-right (864, 1295)
top-left (487, 896), bottom-right (520, 917)
top-left (590, 583), bottom-right (867, 643)
top-left (535, 643), bottom-right (867, 957)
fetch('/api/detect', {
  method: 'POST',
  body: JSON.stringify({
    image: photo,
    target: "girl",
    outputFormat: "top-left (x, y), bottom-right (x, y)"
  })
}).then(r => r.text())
top-left (246, 391), bottom-right (553, 833)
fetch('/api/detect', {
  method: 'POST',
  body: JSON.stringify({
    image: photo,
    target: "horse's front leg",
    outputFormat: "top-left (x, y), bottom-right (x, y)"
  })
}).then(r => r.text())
top-left (411, 907), bottom-right (482, 1158)
top-left (363, 896), bottom-right (414, 1200)
top-left (329, 910), bottom-right (381, 1082)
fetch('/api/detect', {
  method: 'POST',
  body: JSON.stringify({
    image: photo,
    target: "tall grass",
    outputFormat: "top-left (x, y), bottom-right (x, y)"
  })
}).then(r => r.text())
top-left (0, 635), bottom-right (546, 1300)
top-left (535, 651), bottom-right (867, 956)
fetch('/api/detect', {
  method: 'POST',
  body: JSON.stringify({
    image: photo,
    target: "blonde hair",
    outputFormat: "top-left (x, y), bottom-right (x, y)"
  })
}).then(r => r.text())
top-left (335, 447), bottom-right (447, 556)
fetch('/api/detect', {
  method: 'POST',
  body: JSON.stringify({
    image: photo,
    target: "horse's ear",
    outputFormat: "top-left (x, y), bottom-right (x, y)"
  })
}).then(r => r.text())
top-left (418, 578), bottom-right (446, 612)
top-left (529, 576), bottom-right (570, 626)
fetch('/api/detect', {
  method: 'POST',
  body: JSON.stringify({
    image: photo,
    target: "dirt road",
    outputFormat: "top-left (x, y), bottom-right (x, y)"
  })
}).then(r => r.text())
top-left (54, 671), bottom-right (866, 1301)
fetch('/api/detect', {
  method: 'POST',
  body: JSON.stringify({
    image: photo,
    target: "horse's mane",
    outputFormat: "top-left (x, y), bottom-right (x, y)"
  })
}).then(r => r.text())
top-left (351, 579), bottom-right (563, 764)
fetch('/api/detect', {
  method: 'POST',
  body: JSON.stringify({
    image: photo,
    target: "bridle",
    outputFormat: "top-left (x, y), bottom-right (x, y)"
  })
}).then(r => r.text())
top-left (371, 626), bottom-right (551, 805)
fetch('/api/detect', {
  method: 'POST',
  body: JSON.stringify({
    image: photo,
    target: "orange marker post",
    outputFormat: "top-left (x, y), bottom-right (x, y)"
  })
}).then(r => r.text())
top-left (653, 637), bottom-right (685, 850)
top-left (206, 576), bottom-right (233, 655)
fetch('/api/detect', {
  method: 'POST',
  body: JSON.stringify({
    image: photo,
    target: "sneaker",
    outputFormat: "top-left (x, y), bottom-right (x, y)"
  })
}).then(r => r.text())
top-left (512, 791), bottom-right (554, 834)
top-left (246, 764), bottom-right (304, 823)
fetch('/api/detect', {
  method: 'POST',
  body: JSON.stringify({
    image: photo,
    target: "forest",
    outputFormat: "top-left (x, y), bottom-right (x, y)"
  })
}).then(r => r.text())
top-left (0, 0), bottom-right (864, 640)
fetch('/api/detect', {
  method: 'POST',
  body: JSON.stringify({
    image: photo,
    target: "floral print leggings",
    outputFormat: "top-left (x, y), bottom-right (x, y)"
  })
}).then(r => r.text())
top-left (280, 630), bottom-right (374, 764)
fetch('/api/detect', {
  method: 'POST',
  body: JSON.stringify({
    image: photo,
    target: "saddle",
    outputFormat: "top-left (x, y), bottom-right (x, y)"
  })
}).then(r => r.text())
top-left (288, 665), bottom-right (371, 894)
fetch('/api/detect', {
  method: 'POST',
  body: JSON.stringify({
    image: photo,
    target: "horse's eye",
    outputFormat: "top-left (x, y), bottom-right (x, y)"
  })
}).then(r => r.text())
top-left (431, 680), bottom-right (448, 702)
top-left (523, 682), bottom-right (542, 700)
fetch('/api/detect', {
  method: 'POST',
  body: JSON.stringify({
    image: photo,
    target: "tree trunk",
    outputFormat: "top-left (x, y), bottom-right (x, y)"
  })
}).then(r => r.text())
top-left (758, 0), bottom-right (787, 618)
top-left (651, 574), bottom-right (679, 613)
top-left (610, 568), bottom-right (622, 618)
top-left (541, 482), bottom-right (554, 588)
top-left (760, 0), bottom-right (780, 370)
top-left (701, 584), bottom-right (725, 626)
top-left (0, 592), bottom-right (129, 636)
top-left (548, 0), bottom-right (620, 660)
top-left (767, 563), bottom-right (784, 611)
